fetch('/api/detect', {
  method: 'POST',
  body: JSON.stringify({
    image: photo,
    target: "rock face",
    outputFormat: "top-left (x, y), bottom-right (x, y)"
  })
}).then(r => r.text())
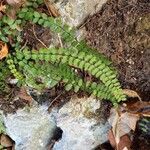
top-left (53, 0), bottom-right (107, 26)
top-left (53, 97), bottom-right (111, 150)
top-left (3, 105), bottom-right (56, 150)
top-left (3, 97), bottom-right (111, 150)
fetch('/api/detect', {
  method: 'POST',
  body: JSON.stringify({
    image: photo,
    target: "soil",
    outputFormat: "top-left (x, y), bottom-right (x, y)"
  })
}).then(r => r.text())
top-left (85, 0), bottom-right (150, 101)
top-left (22, 23), bottom-right (52, 50)
top-left (84, 0), bottom-right (150, 149)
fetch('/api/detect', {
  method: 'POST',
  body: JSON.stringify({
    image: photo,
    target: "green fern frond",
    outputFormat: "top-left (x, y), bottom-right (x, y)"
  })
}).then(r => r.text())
top-left (14, 47), bottom-right (126, 103)
top-left (0, 4), bottom-right (127, 105)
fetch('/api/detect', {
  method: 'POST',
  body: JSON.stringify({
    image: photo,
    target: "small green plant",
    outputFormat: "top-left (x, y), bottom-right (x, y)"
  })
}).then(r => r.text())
top-left (0, 0), bottom-right (126, 106)
top-left (0, 115), bottom-right (6, 134)
top-left (0, 61), bottom-right (11, 94)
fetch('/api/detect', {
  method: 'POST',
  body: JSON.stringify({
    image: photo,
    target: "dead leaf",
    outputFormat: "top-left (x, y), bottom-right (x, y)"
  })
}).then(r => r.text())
top-left (124, 101), bottom-right (150, 117)
top-left (118, 134), bottom-right (131, 150)
top-left (17, 87), bottom-right (33, 104)
top-left (108, 129), bottom-right (116, 148)
top-left (123, 89), bottom-right (142, 101)
top-left (108, 130), bottom-right (132, 150)
top-left (6, 0), bottom-right (25, 19)
top-left (0, 2), bottom-right (6, 12)
top-left (44, 0), bottom-right (60, 17)
top-left (6, 0), bottom-right (25, 6)
top-left (0, 134), bottom-right (13, 147)
top-left (0, 42), bottom-right (8, 59)
top-left (108, 108), bottom-right (139, 150)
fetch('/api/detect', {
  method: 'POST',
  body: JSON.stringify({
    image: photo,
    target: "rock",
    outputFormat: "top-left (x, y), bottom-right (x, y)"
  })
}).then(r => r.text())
top-left (52, 96), bottom-right (111, 150)
top-left (0, 134), bottom-right (13, 147)
top-left (2, 96), bottom-right (111, 150)
top-left (53, 0), bottom-right (107, 27)
top-left (3, 104), bottom-right (56, 150)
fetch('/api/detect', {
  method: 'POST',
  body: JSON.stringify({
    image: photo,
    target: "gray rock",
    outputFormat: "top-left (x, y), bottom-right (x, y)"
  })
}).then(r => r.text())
top-left (53, 97), bottom-right (111, 150)
top-left (3, 105), bottom-right (56, 150)
top-left (2, 96), bottom-right (111, 150)
top-left (53, 0), bottom-right (107, 27)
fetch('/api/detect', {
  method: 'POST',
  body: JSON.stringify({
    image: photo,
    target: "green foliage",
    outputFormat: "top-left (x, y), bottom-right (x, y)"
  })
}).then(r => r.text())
top-left (0, 0), bottom-right (127, 105)
top-left (7, 57), bottom-right (23, 81)
top-left (0, 61), bottom-right (11, 94)
top-left (12, 46), bottom-right (126, 104)
top-left (0, 115), bottom-right (6, 134)
top-left (138, 118), bottom-right (150, 134)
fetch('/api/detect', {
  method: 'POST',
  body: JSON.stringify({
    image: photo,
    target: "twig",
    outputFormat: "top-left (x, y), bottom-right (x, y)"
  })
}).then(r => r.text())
top-left (58, 33), bottom-right (63, 48)
top-left (20, 40), bottom-right (28, 51)
top-left (77, 15), bottom-right (91, 29)
top-left (32, 24), bottom-right (48, 49)
top-left (47, 93), bottom-right (62, 112)
top-left (44, 0), bottom-right (60, 17)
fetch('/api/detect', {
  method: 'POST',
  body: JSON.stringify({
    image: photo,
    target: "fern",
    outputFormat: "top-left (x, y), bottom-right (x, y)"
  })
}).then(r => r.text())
top-left (12, 47), bottom-right (126, 104)
top-left (0, 2), bottom-right (127, 105)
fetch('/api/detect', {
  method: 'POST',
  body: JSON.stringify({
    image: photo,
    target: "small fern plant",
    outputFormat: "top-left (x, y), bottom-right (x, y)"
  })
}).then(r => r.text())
top-left (1, 1), bottom-right (126, 106)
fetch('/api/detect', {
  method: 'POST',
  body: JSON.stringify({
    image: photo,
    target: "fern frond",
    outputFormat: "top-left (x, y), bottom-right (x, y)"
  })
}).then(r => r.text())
top-left (15, 47), bottom-right (126, 103)
top-left (1, 6), bottom-right (127, 105)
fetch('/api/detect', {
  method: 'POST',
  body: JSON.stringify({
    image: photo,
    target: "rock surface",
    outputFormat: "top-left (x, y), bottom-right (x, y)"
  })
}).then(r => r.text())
top-left (53, 0), bottom-right (107, 26)
top-left (3, 97), bottom-right (111, 150)
top-left (53, 96), bottom-right (111, 150)
top-left (3, 104), bottom-right (56, 150)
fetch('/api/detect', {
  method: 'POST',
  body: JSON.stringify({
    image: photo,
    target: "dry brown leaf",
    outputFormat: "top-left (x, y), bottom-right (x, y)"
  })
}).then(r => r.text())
top-left (108, 130), bottom-right (132, 150)
top-left (0, 2), bottom-right (6, 12)
top-left (0, 42), bottom-right (8, 59)
top-left (123, 89), bottom-right (142, 101)
top-left (108, 129), bottom-right (116, 148)
top-left (118, 134), bottom-right (131, 150)
top-left (17, 87), bottom-right (33, 104)
top-left (6, 0), bottom-right (25, 6)
top-left (0, 134), bottom-right (13, 147)
top-left (44, 0), bottom-right (60, 17)
top-left (108, 108), bottom-right (139, 150)
top-left (124, 101), bottom-right (150, 117)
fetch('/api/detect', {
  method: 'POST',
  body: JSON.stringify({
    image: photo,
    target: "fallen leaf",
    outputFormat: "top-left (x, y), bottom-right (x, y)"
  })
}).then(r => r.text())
top-left (6, 0), bottom-right (25, 6)
top-left (6, 0), bottom-right (25, 19)
top-left (124, 101), bottom-right (150, 117)
top-left (108, 129), bottom-right (116, 148)
top-left (0, 134), bottom-right (13, 147)
top-left (17, 87), bottom-right (33, 104)
top-left (0, 42), bottom-right (8, 60)
top-left (118, 134), bottom-right (131, 150)
top-left (108, 130), bottom-right (132, 150)
top-left (108, 108), bottom-right (139, 150)
top-left (44, 0), bottom-right (60, 17)
top-left (0, 2), bottom-right (6, 12)
top-left (123, 89), bottom-right (142, 101)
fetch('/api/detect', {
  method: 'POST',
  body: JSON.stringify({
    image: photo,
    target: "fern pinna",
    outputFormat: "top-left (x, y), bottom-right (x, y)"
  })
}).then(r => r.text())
top-left (0, 1), bottom-right (126, 105)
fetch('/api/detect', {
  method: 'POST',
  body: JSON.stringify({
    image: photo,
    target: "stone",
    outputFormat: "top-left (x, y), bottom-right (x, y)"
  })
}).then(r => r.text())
top-left (53, 0), bottom-right (107, 27)
top-left (52, 96), bottom-right (111, 150)
top-left (2, 96), bottom-right (111, 150)
top-left (3, 104), bottom-right (56, 150)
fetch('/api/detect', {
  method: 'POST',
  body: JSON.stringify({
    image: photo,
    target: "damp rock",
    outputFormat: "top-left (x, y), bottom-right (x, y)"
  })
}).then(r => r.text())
top-left (53, 0), bottom-right (107, 27)
top-left (3, 104), bottom-right (56, 150)
top-left (52, 96), bottom-right (111, 150)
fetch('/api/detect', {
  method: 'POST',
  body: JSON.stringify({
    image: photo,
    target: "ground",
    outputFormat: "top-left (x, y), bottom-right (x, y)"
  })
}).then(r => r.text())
top-left (0, 0), bottom-right (149, 149)
top-left (85, 0), bottom-right (150, 102)
top-left (85, 0), bottom-right (150, 149)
